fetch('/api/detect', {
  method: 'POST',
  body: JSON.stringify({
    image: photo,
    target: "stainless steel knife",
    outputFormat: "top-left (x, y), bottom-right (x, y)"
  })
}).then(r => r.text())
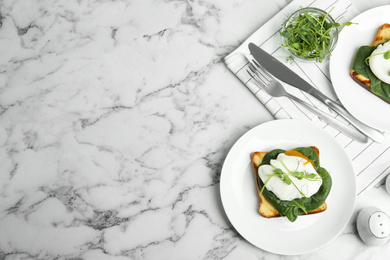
top-left (248, 42), bottom-right (385, 143)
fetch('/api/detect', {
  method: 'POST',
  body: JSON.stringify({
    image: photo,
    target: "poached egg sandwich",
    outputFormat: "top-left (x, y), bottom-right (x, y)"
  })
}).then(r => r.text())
top-left (252, 146), bottom-right (332, 222)
top-left (258, 152), bottom-right (323, 201)
top-left (350, 23), bottom-right (390, 103)
top-left (368, 41), bottom-right (390, 85)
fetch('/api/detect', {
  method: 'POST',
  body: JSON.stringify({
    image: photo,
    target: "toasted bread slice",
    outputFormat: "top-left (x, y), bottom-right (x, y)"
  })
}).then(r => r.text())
top-left (350, 23), bottom-right (390, 104)
top-left (252, 146), bottom-right (327, 219)
top-left (371, 23), bottom-right (390, 47)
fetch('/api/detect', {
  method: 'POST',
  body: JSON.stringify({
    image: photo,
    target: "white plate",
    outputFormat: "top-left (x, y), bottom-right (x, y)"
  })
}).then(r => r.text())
top-left (329, 5), bottom-right (390, 131)
top-left (220, 119), bottom-right (356, 255)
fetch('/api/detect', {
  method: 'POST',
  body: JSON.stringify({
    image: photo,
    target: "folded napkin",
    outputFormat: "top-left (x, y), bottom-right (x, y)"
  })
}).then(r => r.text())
top-left (225, 0), bottom-right (390, 195)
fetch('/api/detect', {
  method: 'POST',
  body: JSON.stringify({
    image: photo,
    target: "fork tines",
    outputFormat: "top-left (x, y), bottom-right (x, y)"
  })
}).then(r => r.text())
top-left (247, 59), bottom-right (272, 86)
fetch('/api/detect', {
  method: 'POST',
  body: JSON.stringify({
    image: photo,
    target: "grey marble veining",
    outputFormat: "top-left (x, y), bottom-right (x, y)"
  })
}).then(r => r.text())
top-left (1, 0), bottom-right (390, 259)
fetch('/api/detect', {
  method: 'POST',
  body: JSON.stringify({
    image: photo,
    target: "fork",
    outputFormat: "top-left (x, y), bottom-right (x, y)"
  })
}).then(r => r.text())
top-left (247, 60), bottom-right (369, 143)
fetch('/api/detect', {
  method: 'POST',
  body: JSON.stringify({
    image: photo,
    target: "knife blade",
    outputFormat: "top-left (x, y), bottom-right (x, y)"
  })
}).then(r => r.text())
top-left (248, 42), bottom-right (385, 143)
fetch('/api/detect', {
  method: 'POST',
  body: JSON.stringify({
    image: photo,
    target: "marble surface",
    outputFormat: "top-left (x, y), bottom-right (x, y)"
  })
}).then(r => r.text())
top-left (1, 0), bottom-right (390, 259)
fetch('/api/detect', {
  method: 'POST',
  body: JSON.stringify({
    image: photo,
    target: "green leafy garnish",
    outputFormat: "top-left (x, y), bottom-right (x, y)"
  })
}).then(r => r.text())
top-left (271, 167), bottom-right (292, 185)
top-left (280, 7), bottom-right (354, 62)
top-left (384, 50), bottom-right (390, 59)
top-left (364, 49), bottom-right (390, 65)
top-left (259, 159), bottom-right (322, 198)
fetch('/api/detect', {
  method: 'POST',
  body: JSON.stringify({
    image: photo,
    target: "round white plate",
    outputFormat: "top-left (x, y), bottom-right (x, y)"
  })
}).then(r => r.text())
top-left (329, 5), bottom-right (390, 131)
top-left (220, 119), bottom-right (356, 255)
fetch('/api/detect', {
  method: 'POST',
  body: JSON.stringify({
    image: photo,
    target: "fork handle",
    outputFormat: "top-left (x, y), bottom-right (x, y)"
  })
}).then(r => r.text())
top-left (289, 79), bottom-right (385, 143)
top-left (288, 95), bottom-right (369, 143)
top-left (324, 100), bottom-right (384, 143)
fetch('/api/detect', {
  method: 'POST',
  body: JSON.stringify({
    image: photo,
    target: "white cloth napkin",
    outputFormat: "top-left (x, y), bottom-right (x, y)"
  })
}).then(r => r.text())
top-left (224, 0), bottom-right (390, 195)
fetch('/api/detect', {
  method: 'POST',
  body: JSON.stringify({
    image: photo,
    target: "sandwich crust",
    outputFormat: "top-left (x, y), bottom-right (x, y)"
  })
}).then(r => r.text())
top-left (252, 146), bottom-right (327, 219)
top-left (371, 23), bottom-right (390, 47)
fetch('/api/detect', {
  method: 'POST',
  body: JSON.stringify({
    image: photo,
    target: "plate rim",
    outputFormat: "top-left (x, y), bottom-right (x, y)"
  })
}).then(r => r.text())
top-left (220, 119), bottom-right (357, 255)
top-left (329, 5), bottom-right (390, 131)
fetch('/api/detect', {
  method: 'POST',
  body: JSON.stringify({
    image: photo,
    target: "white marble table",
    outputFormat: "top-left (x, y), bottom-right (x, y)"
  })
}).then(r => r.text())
top-left (1, 0), bottom-right (390, 259)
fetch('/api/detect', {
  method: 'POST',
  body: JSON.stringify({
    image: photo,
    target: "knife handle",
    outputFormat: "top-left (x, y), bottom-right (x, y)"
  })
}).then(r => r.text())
top-left (325, 100), bottom-right (384, 143)
top-left (287, 95), bottom-right (368, 143)
top-left (293, 84), bottom-right (384, 142)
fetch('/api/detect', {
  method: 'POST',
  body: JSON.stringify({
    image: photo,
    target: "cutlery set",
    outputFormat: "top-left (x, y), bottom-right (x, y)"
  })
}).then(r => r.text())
top-left (246, 43), bottom-right (385, 143)
top-left (247, 59), bottom-right (369, 143)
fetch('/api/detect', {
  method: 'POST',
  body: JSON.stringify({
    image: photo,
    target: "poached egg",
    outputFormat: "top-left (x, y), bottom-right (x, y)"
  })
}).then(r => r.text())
top-left (369, 41), bottom-right (390, 84)
top-left (258, 152), bottom-right (322, 201)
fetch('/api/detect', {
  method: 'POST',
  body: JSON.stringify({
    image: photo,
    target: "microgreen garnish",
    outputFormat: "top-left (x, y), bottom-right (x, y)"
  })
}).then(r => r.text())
top-left (365, 49), bottom-right (390, 65)
top-left (259, 159), bottom-right (321, 197)
top-left (280, 7), bottom-right (354, 62)
top-left (384, 50), bottom-right (390, 59)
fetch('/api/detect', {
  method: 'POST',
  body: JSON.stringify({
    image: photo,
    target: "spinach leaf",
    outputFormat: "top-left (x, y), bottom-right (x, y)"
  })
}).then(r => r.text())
top-left (352, 45), bottom-right (375, 77)
top-left (258, 147), bottom-right (332, 222)
top-left (294, 147), bottom-right (319, 168)
top-left (352, 46), bottom-right (390, 102)
top-left (260, 149), bottom-right (285, 165)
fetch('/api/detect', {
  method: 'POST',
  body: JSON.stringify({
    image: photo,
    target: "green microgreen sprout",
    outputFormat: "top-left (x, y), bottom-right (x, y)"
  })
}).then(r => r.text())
top-left (280, 7), bottom-right (355, 63)
top-left (259, 159), bottom-right (321, 197)
top-left (365, 49), bottom-right (390, 65)
top-left (384, 50), bottom-right (390, 59)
